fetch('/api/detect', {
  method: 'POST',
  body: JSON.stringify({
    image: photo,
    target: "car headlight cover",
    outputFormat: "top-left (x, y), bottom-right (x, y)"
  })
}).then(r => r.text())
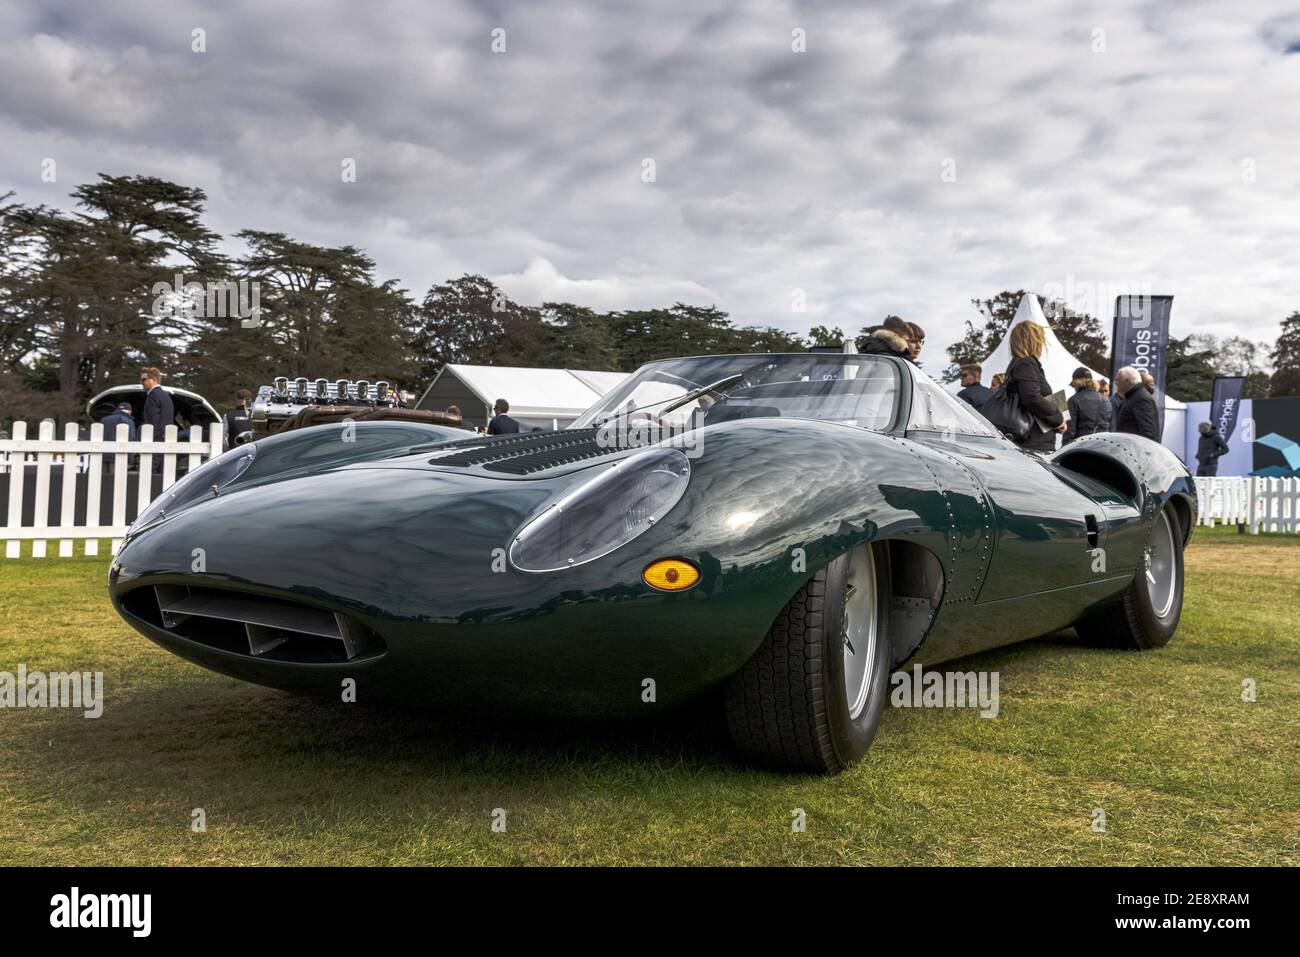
top-left (509, 447), bottom-right (691, 572)
top-left (128, 443), bottom-right (257, 533)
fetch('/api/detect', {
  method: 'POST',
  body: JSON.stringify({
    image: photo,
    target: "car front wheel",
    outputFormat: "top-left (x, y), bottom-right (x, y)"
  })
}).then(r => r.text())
top-left (724, 542), bottom-right (892, 773)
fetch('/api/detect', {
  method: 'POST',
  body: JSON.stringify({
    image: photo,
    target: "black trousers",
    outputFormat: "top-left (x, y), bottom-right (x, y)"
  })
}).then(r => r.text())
top-left (1196, 463), bottom-right (1218, 477)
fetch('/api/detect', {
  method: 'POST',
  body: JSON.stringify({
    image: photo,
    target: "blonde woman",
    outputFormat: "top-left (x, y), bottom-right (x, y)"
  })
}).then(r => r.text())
top-left (1004, 321), bottom-right (1065, 452)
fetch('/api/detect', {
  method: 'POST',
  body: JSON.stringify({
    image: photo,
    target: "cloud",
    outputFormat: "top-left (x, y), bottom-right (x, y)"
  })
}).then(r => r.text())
top-left (1, 0), bottom-right (1297, 377)
top-left (492, 257), bottom-right (715, 312)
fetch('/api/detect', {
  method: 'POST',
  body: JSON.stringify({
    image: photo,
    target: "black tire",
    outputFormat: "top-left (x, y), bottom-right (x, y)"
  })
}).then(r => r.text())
top-left (724, 543), bottom-right (892, 773)
top-left (1076, 502), bottom-right (1185, 650)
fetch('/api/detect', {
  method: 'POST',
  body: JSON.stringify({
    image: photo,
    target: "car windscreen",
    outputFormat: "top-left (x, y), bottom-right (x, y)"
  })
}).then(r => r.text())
top-left (570, 354), bottom-right (899, 432)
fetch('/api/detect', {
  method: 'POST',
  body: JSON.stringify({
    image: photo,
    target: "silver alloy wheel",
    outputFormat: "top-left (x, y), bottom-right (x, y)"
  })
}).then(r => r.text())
top-left (842, 545), bottom-right (878, 720)
top-left (1144, 510), bottom-right (1178, 619)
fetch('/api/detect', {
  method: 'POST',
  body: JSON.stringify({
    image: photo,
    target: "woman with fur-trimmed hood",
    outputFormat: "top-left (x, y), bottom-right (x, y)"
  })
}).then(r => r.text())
top-left (856, 315), bottom-right (915, 361)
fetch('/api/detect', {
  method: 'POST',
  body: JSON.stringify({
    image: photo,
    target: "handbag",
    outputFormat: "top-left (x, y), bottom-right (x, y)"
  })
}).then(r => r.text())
top-left (981, 374), bottom-right (1034, 442)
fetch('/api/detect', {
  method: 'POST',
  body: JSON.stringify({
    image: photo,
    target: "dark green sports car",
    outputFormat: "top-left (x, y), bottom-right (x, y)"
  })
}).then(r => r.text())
top-left (108, 353), bottom-right (1196, 772)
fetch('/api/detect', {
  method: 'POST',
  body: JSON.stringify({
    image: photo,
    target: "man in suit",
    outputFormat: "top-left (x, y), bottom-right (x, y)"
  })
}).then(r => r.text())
top-left (101, 401), bottom-right (138, 441)
top-left (487, 398), bottom-right (521, 435)
top-left (1114, 366), bottom-right (1161, 442)
top-left (140, 366), bottom-right (174, 473)
top-left (956, 363), bottom-right (993, 411)
top-left (140, 367), bottom-right (174, 436)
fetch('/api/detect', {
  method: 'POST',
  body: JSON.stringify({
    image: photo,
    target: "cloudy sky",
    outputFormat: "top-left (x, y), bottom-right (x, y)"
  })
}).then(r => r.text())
top-left (2, 0), bottom-right (1298, 372)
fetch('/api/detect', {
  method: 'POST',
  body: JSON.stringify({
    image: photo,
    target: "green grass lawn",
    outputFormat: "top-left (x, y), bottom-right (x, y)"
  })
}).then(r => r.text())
top-left (1, 524), bottom-right (1297, 866)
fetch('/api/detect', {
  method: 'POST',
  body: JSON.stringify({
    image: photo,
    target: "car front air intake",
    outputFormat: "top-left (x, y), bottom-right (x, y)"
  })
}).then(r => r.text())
top-left (123, 584), bottom-right (384, 663)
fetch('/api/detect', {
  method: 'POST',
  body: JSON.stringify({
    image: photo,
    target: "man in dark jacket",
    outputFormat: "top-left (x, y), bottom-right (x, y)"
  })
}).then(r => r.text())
top-left (1195, 421), bottom-right (1230, 476)
top-left (223, 389), bottom-right (254, 448)
top-left (140, 366), bottom-right (174, 437)
top-left (140, 366), bottom-right (174, 473)
top-left (487, 398), bottom-right (521, 435)
top-left (956, 363), bottom-right (993, 411)
top-left (1064, 367), bottom-right (1112, 443)
top-left (1114, 366), bottom-right (1161, 442)
top-left (101, 401), bottom-right (138, 441)
top-left (855, 316), bottom-right (914, 360)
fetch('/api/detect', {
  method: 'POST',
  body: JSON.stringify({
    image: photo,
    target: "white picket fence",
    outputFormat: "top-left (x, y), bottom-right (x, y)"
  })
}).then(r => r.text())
top-left (1194, 476), bottom-right (1300, 534)
top-left (1, 419), bottom-right (224, 558)
top-left (2, 421), bottom-right (1294, 557)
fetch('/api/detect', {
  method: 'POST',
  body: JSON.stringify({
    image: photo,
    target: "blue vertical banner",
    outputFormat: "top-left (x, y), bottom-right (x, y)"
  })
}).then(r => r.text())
top-left (1210, 376), bottom-right (1245, 445)
top-left (1111, 295), bottom-right (1173, 429)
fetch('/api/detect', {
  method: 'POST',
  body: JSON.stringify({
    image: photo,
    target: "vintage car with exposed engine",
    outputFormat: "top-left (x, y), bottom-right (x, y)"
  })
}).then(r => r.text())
top-left (249, 375), bottom-right (454, 438)
top-left (108, 353), bottom-right (1196, 772)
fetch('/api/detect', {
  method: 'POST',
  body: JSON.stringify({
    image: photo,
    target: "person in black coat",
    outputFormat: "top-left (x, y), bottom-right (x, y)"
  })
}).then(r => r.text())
top-left (140, 366), bottom-right (175, 437)
top-left (855, 316), bottom-right (914, 361)
top-left (956, 363), bottom-right (993, 411)
top-left (487, 398), bottom-right (521, 435)
top-left (1195, 421), bottom-right (1230, 476)
top-left (1003, 321), bottom-right (1065, 453)
top-left (1064, 367), bottom-right (1112, 443)
top-left (1113, 366), bottom-right (1161, 442)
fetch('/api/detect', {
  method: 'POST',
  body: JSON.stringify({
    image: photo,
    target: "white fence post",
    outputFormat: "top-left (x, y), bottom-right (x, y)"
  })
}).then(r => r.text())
top-left (0, 418), bottom-right (223, 558)
top-left (4, 422), bottom-right (27, 558)
top-left (58, 422), bottom-right (78, 557)
top-left (85, 423), bottom-right (105, 557)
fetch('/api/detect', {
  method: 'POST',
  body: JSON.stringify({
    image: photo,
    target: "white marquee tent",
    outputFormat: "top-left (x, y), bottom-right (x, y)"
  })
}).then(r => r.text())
top-left (415, 364), bottom-right (629, 431)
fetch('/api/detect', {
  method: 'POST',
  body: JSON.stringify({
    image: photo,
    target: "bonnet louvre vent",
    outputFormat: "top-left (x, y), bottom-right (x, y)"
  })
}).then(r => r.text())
top-left (423, 428), bottom-right (621, 474)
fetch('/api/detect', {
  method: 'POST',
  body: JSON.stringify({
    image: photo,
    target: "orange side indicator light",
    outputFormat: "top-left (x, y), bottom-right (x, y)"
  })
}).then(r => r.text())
top-left (643, 558), bottom-right (700, 592)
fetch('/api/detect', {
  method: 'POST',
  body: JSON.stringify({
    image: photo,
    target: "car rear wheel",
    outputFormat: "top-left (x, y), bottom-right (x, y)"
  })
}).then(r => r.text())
top-left (724, 542), bottom-right (891, 773)
top-left (1076, 502), bottom-right (1185, 650)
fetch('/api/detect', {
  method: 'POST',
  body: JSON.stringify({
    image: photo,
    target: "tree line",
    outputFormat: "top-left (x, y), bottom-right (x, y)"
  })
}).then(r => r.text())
top-left (0, 175), bottom-right (814, 423)
top-left (2, 174), bottom-right (1298, 425)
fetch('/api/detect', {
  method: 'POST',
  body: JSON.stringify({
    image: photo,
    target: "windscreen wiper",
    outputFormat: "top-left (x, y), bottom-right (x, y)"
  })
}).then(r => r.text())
top-left (593, 374), bottom-right (743, 428)
top-left (655, 374), bottom-right (744, 420)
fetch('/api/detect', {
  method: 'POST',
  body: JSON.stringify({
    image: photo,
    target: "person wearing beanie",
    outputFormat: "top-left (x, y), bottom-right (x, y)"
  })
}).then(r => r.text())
top-left (1064, 366), bottom-right (1112, 443)
top-left (101, 401), bottom-right (138, 441)
top-left (1195, 421), bottom-right (1229, 476)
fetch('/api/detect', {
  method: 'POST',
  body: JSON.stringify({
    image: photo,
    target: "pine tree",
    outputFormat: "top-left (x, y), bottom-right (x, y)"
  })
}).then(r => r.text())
top-left (181, 231), bottom-right (419, 402)
top-left (1269, 312), bottom-right (1300, 397)
top-left (410, 275), bottom-right (543, 383)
